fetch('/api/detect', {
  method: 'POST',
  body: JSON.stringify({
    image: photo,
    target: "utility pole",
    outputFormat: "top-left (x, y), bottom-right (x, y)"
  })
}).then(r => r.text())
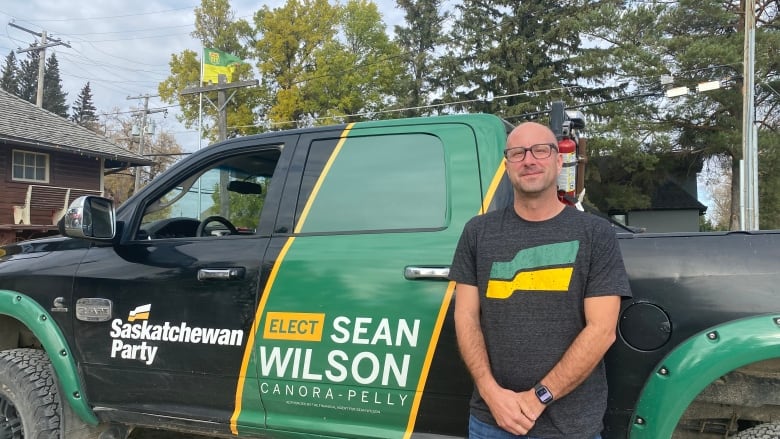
top-left (740, 0), bottom-right (758, 230)
top-left (181, 74), bottom-right (257, 143)
top-left (9, 22), bottom-right (70, 108)
top-left (127, 94), bottom-right (166, 193)
top-left (182, 74), bottom-right (257, 218)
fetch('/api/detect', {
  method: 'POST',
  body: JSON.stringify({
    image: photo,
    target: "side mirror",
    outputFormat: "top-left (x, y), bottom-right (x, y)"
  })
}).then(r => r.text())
top-left (61, 196), bottom-right (116, 240)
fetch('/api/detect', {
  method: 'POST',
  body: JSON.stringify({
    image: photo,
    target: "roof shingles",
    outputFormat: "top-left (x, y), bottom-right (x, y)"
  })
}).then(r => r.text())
top-left (0, 89), bottom-right (151, 167)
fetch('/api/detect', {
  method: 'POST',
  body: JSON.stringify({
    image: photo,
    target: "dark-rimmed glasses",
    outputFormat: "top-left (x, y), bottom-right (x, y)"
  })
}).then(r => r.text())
top-left (503, 143), bottom-right (558, 162)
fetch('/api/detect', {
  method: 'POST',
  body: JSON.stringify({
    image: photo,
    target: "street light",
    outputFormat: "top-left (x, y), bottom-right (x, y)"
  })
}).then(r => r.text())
top-left (664, 78), bottom-right (735, 97)
top-left (662, 74), bottom-right (752, 230)
top-left (665, 86), bottom-right (689, 98)
top-left (695, 80), bottom-right (722, 92)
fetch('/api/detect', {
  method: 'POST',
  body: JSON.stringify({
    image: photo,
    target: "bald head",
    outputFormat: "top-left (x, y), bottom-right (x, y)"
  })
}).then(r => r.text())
top-left (506, 122), bottom-right (557, 148)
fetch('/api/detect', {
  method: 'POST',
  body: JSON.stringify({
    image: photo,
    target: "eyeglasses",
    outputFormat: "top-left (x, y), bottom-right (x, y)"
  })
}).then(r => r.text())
top-left (503, 143), bottom-right (558, 162)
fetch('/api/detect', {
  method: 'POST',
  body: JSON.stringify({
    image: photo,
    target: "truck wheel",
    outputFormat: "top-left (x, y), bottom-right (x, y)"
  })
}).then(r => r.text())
top-left (734, 422), bottom-right (780, 438)
top-left (0, 349), bottom-right (60, 438)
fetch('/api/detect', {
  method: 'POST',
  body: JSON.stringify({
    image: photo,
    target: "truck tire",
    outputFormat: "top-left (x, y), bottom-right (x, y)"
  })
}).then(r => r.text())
top-left (734, 422), bottom-right (780, 438)
top-left (0, 348), bottom-right (60, 438)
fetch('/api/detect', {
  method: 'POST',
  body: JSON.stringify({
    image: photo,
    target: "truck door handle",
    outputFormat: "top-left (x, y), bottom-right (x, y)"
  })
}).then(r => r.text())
top-left (197, 268), bottom-right (246, 281)
top-left (404, 266), bottom-right (450, 280)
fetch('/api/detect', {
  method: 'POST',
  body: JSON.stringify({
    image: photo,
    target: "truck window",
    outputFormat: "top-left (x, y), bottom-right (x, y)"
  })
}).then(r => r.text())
top-left (136, 148), bottom-right (281, 239)
top-left (296, 133), bottom-right (446, 234)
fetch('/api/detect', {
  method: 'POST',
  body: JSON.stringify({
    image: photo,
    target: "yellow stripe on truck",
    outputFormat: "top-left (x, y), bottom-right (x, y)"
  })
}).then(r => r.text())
top-left (294, 123), bottom-right (355, 234)
top-left (405, 158), bottom-right (508, 438)
top-left (230, 124), bottom-right (354, 435)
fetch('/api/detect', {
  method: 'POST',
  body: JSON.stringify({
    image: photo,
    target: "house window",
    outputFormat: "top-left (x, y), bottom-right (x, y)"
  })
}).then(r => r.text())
top-left (12, 150), bottom-right (49, 183)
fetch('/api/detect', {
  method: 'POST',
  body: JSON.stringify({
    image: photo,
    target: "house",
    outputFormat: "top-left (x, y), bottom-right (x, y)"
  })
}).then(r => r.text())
top-left (613, 179), bottom-right (708, 233)
top-left (588, 152), bottom-right (708, 233)
top-left (0, 89), bottom-right (150, 244)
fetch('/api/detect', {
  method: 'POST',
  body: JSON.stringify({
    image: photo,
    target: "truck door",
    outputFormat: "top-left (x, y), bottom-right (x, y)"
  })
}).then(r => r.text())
top-left (229, 120), bottom-right (488, 438)
top-left (71, 137), bottom-right (298, 434)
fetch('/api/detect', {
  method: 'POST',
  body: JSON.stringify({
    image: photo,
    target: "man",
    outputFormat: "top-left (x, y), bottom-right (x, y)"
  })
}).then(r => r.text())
top-left (450, 122), bottom-right (631, 438)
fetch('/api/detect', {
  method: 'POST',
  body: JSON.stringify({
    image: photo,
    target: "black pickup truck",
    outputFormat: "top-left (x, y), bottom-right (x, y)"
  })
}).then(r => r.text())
top-left (0, 113), bottom-right (778, 439)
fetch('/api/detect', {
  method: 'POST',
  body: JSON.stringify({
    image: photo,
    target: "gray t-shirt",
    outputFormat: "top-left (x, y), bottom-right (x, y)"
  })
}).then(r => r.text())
top-left (449, 206), bottom-right (631, 438)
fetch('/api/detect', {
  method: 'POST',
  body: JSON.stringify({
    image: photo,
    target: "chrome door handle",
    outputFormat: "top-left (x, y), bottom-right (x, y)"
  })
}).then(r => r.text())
top-left (197, 268), bottom-right (245, 281)
top-left (404, 266), bottom-right (450, 280)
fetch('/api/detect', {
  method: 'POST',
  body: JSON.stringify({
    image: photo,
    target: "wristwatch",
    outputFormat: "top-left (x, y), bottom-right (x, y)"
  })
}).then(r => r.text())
top-left (534, 383), bottom-right (554, 405)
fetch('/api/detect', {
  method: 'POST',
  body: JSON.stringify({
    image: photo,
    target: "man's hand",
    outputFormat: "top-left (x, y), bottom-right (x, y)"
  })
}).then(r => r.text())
top-left (481, 384), bottom-right (545, 435)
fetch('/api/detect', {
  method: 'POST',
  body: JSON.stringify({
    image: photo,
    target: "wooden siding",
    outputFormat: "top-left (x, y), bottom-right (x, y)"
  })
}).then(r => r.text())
top-left (1, 146), bottom-right (102, 225)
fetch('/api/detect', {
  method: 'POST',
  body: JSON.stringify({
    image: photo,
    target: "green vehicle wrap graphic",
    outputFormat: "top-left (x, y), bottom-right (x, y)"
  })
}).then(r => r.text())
top-left (0, 289), bottom-right (99, 425)
top-left (629, 314), bottom-right (780, 439)
top-left (231, 115), bottom-right (508, 437)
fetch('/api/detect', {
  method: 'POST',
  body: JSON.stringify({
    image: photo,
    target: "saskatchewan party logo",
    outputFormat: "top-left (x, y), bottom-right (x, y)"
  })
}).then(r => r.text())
top-left (108, 304), bottom-right (245, 365)
top-left (487, 241), bottom-right (579, 299)
top-left (127, 304), bottom-right (150, 322)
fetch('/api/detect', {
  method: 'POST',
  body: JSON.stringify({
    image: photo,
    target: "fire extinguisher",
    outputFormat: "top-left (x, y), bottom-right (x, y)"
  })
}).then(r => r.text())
top-left (557, 137), bottom-right (577, 205)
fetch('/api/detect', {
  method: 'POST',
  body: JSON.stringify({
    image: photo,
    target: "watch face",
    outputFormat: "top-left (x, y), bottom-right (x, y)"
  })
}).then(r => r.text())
top-left (535, 385), bottom-right (553, 404)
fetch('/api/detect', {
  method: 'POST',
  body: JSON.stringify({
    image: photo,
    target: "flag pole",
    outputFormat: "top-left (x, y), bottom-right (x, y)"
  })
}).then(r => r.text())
top-left (197, 46), bottom-right (204, 219)
top-left (198, 46), bottom-right (204, 151)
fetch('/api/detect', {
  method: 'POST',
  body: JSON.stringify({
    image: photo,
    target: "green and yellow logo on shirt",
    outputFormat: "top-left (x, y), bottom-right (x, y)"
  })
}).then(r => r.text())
top-left (487, 241), bottom-right (579, 299)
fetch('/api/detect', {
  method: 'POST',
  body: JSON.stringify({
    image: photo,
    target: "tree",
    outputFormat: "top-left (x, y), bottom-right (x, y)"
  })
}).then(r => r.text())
top-left (42, 53), bottom-right (68, 117)
top-left (159, 0), bottom-right (258, 144)
top-left (581, 0), bottom-right (779, 229)
top-left (144, 130), bottom-right (184, 182)
top-left (1, 51), bottom-right (18, 95)
top-left (393, 0), bottom-right (449, 117)
top-left (161, 0), bottom-right (404, 136)
top-left (205, 182), bottom-right (265, 228)
top-left (252, 0), bottom-right (339, 127)
top-left (102, 110), bottom-right (184, 203)
top-left (698, 129), bottom-right (780, 230)
top-left (758, 130), bottom-right (780, 229)
top-left (17, 48), bottom-right (39, 103)
top-left (71, 82), bottom-right (99, 132)
top-left (701, 160), bottom-right (732, 230)
top-left (11, 49), bottom-right (69, 115)
top-left (439, 0), bottom-right (607, 117)
top-left (250, 0), bottom-right (404, 127)
top-left (305, 0), bottom-right (404, 123)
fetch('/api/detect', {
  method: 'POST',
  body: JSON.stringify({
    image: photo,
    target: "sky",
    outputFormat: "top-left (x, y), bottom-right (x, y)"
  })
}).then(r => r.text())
top-left (0, 0), bottom-right (408, 152)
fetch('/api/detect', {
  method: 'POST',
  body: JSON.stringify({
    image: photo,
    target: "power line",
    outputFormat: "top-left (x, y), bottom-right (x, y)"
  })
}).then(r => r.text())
top-left (226, 85), bottom-right (579, 130)
top-left (60, 23), bottom-right (193, 37)
top-left (81, 32), bottom-right (195, 43)
top-left (0, 6), bottom-right (198, 23)
top-left (9, 22), bottom-right (71, 107)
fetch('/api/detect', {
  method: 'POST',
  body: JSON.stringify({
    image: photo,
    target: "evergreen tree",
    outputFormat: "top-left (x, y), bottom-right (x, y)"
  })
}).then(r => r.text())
top-left (71, 82), bottom-right (99, 132)
top-left (581, 0), bottom-right (779, 229)
top-left (17, 48), bottom-right (39, 103)
top-left (439, 0), bottom-right (605, 117)
top-left (393, 0), bottom-right (449, 117)
top-left (759, 131), bottom-right (780, 230)
top-left (0, 51), bottom-right (18, 94)
top-left (43, 53), bottom-right (68, 117)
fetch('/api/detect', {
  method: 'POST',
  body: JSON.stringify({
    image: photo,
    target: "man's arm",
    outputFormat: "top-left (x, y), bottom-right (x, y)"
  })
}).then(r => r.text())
top-left (517, 295), bottom-right (621, 418)
top-left (454, 283), bottom-right (536, 435)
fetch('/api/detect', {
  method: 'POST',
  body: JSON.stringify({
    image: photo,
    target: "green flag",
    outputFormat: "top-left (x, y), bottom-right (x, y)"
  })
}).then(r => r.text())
top-left (203, 48), bottom-right (242, 84)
